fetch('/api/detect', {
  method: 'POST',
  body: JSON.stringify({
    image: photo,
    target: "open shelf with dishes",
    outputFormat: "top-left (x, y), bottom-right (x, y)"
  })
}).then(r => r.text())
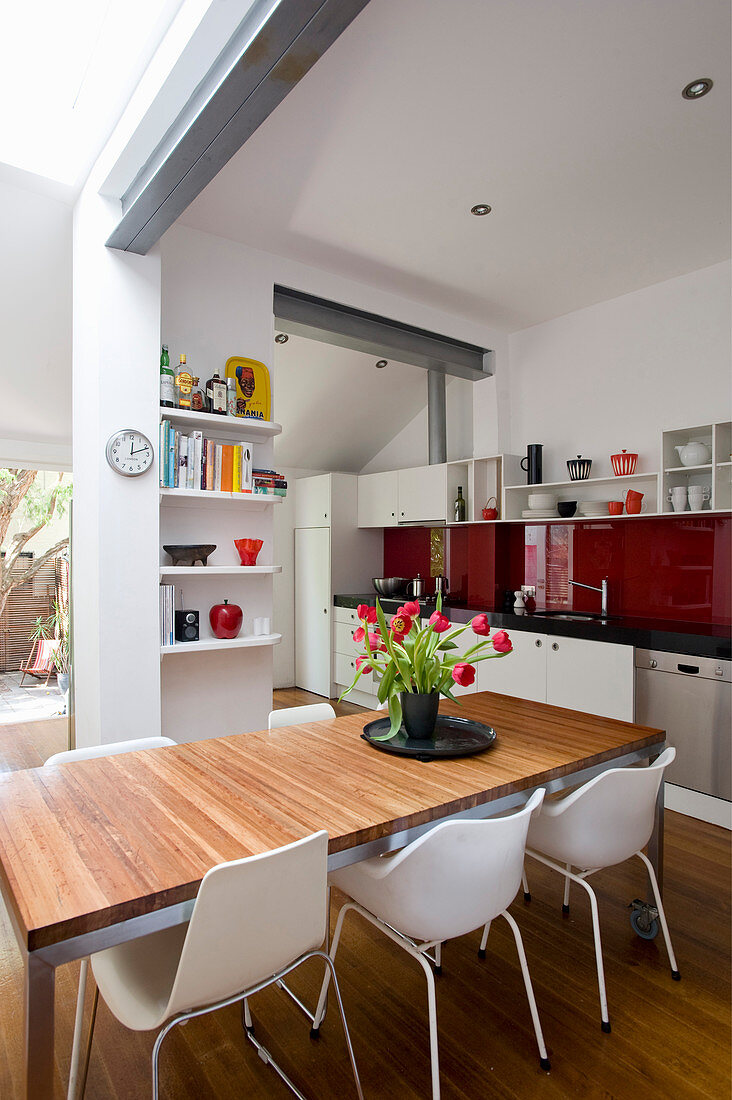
top-left (661, 420), bottom-right (731, 514)
top-left (503, 471), bottom-right (660, 521)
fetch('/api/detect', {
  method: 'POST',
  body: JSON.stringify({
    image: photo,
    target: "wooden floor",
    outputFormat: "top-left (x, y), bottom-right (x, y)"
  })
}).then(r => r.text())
top-left (0, 696), bottom-right (729, 1099)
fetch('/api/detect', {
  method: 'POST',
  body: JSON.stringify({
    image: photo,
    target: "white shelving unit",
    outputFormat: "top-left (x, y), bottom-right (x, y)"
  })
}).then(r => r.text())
top-left (661, 420), bottom-right (731, 514)
top-left (158, 407), bottom-right (283, 661)
top-left (160, 406), bottom-right (282, 440)
top-left (160, 565), bottom-right (281, 576)
top-left (160, 488), bottom-right (282, 507)
top-left (503, 470), bottom-right (659, 521)
top-left (161, 633), bottom-right (282, 656)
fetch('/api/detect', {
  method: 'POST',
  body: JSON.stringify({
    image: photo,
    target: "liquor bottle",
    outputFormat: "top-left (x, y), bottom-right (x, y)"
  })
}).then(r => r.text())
top-left (454, 486), bottom-right (466, 522)
top-left (190, 376), bottom-right (208, 412)
top-left (206, 370), bottom-right (227, 415)
top-left (159, 345), bottom-right (174, 408)
top-left (175, 354), bottom-right (193, 410)
top-left (226, 377), bottom-right (238, 417)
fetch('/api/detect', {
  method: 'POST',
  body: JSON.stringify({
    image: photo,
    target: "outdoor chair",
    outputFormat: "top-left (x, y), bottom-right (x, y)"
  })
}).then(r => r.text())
top-left (19, 638), bottom-right (59, 686)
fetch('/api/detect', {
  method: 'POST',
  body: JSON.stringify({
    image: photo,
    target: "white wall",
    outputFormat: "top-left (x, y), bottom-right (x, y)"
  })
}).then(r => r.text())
top-left (360, 376), bottom-right (475, 474)
top-left (501, 261), bottom-right (731, 482)
top-left (0, 177), bottom-right (72, 466)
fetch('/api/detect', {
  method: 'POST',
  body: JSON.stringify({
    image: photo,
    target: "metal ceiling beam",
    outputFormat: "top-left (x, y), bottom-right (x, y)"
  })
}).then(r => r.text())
top-left (106, 0), bottom-right (371, 255)
top-left (273, 286), bottom-right (494, 381)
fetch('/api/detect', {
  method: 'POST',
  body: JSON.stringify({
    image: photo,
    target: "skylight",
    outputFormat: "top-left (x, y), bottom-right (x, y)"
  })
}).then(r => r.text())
top-left (0, 0), bottom-right (185, 187)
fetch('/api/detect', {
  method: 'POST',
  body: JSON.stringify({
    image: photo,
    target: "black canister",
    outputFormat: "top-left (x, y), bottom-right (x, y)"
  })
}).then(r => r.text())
top-left (567, 455), bottom-right (592, 481)
top-left (520, 444), bottom-right (543, 485)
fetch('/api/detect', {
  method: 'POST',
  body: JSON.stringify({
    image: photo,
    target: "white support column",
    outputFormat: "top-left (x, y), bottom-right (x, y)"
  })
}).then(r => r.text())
top-left (72, 184), bottom-right (161, 748)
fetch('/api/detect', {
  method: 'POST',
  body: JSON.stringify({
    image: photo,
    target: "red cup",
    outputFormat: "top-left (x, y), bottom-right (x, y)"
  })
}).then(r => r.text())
top-left (625, 489), bottom-right (644, 515)
top-left (234, 538), bottom-right (264, 566)
top-left (608, 501), bottom-right (624, 515)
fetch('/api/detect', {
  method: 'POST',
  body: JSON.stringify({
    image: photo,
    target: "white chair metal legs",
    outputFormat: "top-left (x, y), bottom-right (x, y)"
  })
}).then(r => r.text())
top-left (313, 790), bottom-right (549, 1100)
top-left (517, 747), bottom-right (680, 1033)
top-left (79, 831), bottom-right (363, 1100)
top-left (268, 703), bottom-right (336, 729)
top-left (44, 736), bottom-right (176, 1100)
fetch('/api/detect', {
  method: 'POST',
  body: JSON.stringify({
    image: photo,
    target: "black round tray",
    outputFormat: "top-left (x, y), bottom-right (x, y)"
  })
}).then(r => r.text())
top-left (361, 715), bottom-right (496, 761)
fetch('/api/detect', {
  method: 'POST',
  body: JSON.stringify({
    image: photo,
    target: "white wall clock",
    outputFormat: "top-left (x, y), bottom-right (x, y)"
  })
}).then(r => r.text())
top-left (105, 429), bottom-right (154, 477)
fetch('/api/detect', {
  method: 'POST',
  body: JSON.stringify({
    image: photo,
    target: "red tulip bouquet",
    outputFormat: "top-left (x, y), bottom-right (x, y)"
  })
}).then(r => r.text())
top-left (341, 594), bottom-right (513, 740)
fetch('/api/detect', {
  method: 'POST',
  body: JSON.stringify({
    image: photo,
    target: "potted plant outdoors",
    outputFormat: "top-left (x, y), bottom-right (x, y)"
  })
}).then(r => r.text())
top-left (340, 594), bottom-right (513, 740)
top-left (30, 599), bottom-right (70, 694)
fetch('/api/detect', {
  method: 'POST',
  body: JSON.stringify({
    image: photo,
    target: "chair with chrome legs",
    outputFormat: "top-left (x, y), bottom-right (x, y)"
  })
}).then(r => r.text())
top-left (515, 746), bottom-right (679, 1034)
top-left (312, 790), bottom-right (549, 1100)
top-left (268, 703), bottom-right (336, 729)
top-left (77, 831), bottom-right (363, 1100)
top-left (45, 736), bottom-right (177, 1099)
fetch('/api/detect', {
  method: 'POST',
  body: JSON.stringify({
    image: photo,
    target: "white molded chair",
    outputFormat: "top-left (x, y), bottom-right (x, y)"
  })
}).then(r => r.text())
top-left (313, 790), bottom-right (549, 1100)
top-left (268, 703), bottom-right (336, 729)
top-left (81, 831), bottom-right (362, 1100)
top-left (45, 736), bottom-right (176, 1099)
top-left (518, 747), bottom-right (680, 1033)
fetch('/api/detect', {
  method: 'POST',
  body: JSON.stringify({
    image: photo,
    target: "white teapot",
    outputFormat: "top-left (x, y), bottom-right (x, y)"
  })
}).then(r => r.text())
top-left (675, 441), bottom-right (710, 466)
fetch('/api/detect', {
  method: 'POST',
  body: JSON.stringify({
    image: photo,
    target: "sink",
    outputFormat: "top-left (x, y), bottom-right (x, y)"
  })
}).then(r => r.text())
top-left (531, 611), bottom-right (610, 622)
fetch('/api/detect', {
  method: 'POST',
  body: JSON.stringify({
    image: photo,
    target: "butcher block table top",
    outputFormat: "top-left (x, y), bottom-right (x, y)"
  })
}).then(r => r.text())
top-left (0, 692), bottom-right (665, 954)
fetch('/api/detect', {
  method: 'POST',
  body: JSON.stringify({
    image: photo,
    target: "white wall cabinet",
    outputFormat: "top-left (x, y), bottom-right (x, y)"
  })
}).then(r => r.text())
top-left (357, 471), bottom-right (399, 527)
top-left (476, 629), bottom-right (633, 721)
top-left (397, 464), bottom-right (447, 523)
top-left (295, 475), bottom-right (331, 528)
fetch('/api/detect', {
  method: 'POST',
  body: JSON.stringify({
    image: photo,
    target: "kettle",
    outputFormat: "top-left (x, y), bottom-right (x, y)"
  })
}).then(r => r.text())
top-left (435, 574), bottom-right (449, 597)
top-left (406, 574), bottom-right (424, 598)
top-left (675, 441), bottom-right (710, 467)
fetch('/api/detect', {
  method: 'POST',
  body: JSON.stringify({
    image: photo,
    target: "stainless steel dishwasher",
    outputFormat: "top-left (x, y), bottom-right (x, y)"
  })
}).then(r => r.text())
top-left (635, 649), bottom-right (731, 801)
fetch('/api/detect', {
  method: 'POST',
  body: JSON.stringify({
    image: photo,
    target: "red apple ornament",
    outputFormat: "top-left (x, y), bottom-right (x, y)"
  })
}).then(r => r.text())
top-left (209, 599), bottom-right (243, 639)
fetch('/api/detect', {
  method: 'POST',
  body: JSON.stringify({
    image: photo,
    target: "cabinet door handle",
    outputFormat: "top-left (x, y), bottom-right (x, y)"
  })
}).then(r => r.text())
top-left (552, 642), bottom-right (559, 651)
top-left (323, 608), bottom-right (328, 614)
top-left (535, 639), bottom-right (542, 648)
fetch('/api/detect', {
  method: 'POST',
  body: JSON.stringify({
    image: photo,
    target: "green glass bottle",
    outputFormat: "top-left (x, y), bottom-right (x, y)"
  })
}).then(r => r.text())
top-left (454, 486), bottom-right (466, 522)
top-left (159, 344), bottom-right (174, 408)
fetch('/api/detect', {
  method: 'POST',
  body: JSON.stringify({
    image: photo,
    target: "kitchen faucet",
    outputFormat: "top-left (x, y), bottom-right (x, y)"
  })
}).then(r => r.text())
top-left (568, 577), bottom-right (609, 618)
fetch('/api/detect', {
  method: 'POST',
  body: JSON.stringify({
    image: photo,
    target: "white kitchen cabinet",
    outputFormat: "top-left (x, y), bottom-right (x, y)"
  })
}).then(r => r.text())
top-left (476, 627), bottom-right (633, 720)
top-left (398, 464), bottom-right (447, 523)
top-left (545, 635), bottom-right (634, 722)
top-left (295, 474), bottom-right (331, 528)
top-left (358, 471), bottom-right (399, 527)
top-left (294, 527), bottom-right (331, 696)
top-left (476, 629), bottom-right (547, 703)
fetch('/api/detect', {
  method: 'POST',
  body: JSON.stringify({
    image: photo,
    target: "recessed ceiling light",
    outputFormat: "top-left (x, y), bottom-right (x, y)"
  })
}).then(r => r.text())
top-left (375, 360), bottom-right (388, 369)
top-left (682, 78), bottom-right (713, 100)
top-left (470, 204), bottom-right (492, 216)
top-left (274, 333), bottom-right (289, 344)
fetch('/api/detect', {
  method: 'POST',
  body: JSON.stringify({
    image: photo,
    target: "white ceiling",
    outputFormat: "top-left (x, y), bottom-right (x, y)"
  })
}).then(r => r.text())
top-left (272, 334), bottom-right (444, 471)
top-left (180, 0), bottom-right (730, 332)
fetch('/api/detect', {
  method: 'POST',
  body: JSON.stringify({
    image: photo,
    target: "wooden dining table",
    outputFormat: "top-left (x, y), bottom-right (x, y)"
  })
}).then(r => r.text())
top-left (0, 691), bottom-right (666, 1100)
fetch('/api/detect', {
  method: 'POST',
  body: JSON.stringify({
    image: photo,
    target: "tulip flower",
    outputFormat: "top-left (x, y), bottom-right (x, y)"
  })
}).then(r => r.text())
top-left (353, 626), bottom-right (366, 643)
top-left (428, 610), bottom-right (451, 634)
top-left (492, 630), bottom-right (513, 653)
top-left (452, 662), bottom-right (476, 687)
top-left (402, 600), bottom-right (420, 618)
top-left (471, 613), bottom-right (491, 636)
top-left (357, 604), bottom-right (378, 624)
top-left (390, 613), bottom-right (413, 639)
top-left (356, 656), bottom-right (373, 674)
top-left (368, 632), bottom-right (387, 652)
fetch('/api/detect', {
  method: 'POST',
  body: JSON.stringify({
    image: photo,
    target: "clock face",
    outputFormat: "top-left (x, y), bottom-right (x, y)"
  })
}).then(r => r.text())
top-left (106, 430), bottom-right (154, 477)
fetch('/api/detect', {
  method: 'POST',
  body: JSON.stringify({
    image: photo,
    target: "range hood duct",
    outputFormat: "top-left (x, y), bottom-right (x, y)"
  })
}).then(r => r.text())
top-left (428, 372), bottom-right (447, 465)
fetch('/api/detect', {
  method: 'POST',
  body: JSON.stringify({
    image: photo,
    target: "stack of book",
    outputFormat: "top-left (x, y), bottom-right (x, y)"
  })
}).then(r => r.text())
top-left (252, 469), bottom-right (288, 497)
top-left (159, 421), bottom-right (254, 492)
top-left (160, 584), bottom-right (175, 646)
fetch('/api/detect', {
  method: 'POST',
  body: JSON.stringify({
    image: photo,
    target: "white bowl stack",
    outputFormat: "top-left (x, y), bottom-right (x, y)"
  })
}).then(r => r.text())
top-left (522, 492), bottom-right (557, 519)
top-left (578, 500), bottom-right (611, 516)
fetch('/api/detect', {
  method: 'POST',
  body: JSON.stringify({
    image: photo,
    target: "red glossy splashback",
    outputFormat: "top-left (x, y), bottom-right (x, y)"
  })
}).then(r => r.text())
top-left (383, 516), bottom-right (731, 624)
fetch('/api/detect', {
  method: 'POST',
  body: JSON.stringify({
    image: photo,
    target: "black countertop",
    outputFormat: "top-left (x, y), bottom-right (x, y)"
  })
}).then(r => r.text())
top-left (334, 594), bottom-right (731, 660)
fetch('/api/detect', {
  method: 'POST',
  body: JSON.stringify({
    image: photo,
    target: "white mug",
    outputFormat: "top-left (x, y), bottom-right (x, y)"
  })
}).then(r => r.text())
top-left (688, 485), bottom-right (711, 510)
top-left (253, 617), bottom-right (271, 636)
top-left (668, 487), bottom-right (687, 512)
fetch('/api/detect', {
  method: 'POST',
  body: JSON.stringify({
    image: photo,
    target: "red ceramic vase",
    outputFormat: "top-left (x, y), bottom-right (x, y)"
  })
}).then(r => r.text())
top-left (209, 599), bottom-right (243, 639)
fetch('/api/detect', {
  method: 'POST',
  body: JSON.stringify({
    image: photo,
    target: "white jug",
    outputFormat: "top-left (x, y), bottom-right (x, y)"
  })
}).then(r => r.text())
top-left (674, 441), bottom-right (710, 466)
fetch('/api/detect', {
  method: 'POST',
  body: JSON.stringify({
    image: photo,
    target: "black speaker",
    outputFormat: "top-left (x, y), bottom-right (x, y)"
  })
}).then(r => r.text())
top-left (175, 609), bottom-right (199, 642)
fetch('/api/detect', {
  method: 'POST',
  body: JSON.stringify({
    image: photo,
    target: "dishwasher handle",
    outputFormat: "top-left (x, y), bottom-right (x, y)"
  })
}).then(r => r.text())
top-left (677, 663), bottom-right (700, 675)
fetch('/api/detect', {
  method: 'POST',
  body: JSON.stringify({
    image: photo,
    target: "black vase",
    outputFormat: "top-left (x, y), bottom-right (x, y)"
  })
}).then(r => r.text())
top-left (401, 691), bottom-right (440, 740)
top-left (520, 444), bottom-right (543, 485)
